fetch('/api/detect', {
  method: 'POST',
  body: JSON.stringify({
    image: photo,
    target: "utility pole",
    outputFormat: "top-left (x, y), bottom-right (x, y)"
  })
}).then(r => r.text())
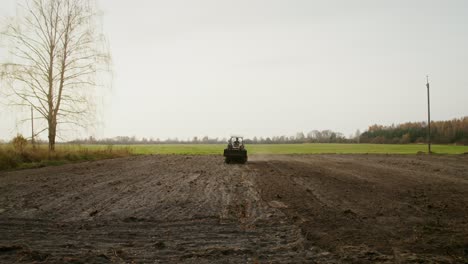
top-left (31, 106), bottom-right (35, 149)
top-left (426, 75), bottom-right (431, 154)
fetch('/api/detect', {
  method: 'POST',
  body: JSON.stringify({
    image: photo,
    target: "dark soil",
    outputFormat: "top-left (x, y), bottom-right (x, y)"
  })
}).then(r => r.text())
top-left (0, 154), bottom-right (467, 263)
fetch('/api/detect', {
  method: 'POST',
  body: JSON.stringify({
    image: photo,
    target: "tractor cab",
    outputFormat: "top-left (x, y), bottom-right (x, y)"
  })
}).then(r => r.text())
top-left (228, 137), bottom-right (244, 150)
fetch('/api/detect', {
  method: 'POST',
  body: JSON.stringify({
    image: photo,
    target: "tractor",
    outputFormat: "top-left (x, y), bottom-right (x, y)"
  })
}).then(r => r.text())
top-left (223, 136), bottom-right (248, 164)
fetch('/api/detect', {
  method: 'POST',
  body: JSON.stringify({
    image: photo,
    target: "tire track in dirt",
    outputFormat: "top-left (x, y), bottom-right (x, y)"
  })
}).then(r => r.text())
top-left (249, 154), bottom-right (468, 263)
top-left (0, 217), bottom-right (320, 263)
top-left (2, 154), bottom-right (466, 263)
top-left (0, 155), bottom-right (338, 263)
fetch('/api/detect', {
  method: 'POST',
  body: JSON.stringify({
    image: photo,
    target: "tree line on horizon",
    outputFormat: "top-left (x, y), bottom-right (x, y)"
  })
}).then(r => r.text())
top-left (65, 130), bottom-right (350, 145)
top-left (360, 117), bottom-right (468, 145)
top-left (2, 117), bottom-right (466, 146)
top-left (67, 116), bottom-right (467, 145)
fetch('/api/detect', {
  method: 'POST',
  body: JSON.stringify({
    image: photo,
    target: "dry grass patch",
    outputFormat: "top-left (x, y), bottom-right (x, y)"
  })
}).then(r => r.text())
top-left (0, 144), bottom-right (132, 171)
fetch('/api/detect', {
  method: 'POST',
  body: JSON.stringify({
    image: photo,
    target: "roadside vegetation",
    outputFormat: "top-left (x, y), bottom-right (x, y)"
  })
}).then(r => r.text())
top-left (0, 135), bottom-right (131, 171)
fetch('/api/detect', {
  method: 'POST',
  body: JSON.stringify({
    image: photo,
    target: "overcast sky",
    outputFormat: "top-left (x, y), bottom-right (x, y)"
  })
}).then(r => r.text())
top-left (1, 0), bottom-right (468, 141)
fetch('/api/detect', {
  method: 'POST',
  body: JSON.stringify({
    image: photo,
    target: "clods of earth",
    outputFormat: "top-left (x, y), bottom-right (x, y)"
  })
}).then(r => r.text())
top-left (0, 154), bottom-right (467, 263)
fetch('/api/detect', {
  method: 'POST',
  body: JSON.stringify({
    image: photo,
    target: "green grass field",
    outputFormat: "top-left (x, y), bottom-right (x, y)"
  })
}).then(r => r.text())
top-left (76, 143), bottom-right (468, 155)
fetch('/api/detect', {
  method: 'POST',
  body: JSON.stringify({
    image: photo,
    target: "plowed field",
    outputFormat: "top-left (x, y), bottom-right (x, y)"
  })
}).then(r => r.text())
top-left (0, 154), bottom-right (467, 263)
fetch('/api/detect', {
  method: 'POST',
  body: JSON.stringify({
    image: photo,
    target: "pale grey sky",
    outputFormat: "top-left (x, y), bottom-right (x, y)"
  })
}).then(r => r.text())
top-left (1, 0), bottom-right (468, 140)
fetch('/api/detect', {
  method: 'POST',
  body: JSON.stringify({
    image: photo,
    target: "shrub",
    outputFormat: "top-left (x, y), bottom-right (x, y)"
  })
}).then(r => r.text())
top-left (11, 134), bottom-right (28, 154)
top-left (0, 148), bottom-right (21, 170)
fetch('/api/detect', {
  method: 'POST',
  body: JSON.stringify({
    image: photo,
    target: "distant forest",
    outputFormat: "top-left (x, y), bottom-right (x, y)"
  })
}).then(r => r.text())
top-left (26, 116), bottom-right (466, 146)
top-left (360, 117), bottom-right (468, 145)
top-left (67, 130), bottom-right (350, 145)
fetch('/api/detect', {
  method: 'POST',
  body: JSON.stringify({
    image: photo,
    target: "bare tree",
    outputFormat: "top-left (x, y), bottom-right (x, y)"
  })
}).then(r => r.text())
top-left (1, 0), bottom-right (110, 151)
top-left (295, 132), bottom-right (305, 141)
